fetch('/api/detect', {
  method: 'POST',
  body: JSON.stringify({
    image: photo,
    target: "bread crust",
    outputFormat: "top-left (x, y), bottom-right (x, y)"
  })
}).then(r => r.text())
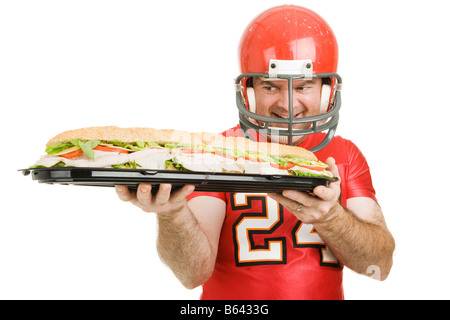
top-left (46, 126), bottom-right (317, 161)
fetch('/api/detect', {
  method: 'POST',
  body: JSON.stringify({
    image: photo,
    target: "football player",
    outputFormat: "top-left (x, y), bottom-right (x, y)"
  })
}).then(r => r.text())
top-left (115, 5), bottom-right (395, 300)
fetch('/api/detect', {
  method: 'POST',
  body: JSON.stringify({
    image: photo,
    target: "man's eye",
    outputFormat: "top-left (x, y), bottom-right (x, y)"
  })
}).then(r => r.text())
top-left (263, 86), bottom-right (276, 91)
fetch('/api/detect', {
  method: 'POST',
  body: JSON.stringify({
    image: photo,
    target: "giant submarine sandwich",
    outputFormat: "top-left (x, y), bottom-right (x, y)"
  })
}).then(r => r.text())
top-left (30, 126), bottom-right (333, 178)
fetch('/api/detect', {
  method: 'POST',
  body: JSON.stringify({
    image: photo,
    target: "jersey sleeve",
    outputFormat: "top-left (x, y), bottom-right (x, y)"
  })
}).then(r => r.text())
top-left (186, 191), bottom-right (226, 202)
top-left (344, 140), bottom-right (377, 202)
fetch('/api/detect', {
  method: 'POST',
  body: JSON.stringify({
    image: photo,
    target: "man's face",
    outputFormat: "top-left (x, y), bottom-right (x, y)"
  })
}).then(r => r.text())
top-left (252, 77), bottom-right (323, 131)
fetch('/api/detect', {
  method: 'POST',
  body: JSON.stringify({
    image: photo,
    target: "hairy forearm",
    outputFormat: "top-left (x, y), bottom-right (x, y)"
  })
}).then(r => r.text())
top-left (314, 204), bottom-right (395, 280)
top-left (156, 207), bottom-right (216, 289)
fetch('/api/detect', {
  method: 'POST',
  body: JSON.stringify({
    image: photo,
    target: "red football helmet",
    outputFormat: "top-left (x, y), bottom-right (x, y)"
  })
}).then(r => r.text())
top-left (236, 5), bottom-right (342, 151)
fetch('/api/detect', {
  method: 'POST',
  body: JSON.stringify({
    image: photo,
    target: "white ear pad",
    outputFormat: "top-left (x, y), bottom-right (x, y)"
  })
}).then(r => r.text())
top-left (320, 84), bottom-right (332, 113)
top-left (246, 87), bottom-right (256, 113)
top-left (317, 84), bottom-right (332, 126)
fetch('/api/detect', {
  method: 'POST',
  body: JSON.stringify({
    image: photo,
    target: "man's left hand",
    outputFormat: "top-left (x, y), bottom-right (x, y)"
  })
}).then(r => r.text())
top-left (268, 157), bottom-right (341, 224)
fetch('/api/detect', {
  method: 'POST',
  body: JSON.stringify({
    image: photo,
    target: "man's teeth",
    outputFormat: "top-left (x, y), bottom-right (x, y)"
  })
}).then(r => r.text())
top-left (275, 113), bottom-right (302, 119)
top-left (274, 113), bottom-right (290, 118)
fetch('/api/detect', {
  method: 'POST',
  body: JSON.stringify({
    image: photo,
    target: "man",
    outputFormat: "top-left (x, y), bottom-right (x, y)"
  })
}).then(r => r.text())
top-left (115, 5), bottom-right (394, 299)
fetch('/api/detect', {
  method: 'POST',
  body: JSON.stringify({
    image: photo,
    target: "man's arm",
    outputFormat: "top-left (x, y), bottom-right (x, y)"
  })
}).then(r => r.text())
top-left (116, 184), bottom-right (225, 289)
top-left (157, 195), bottom-right (225, 288)
top-left (313, 197), bottom-right (394, 280)
top-left (268, 158), bottom-right (395, 280)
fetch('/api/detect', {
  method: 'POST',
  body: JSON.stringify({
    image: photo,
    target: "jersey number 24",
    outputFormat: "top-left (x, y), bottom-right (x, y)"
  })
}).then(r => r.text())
top-left (231, 193), bottom-right (339, 267)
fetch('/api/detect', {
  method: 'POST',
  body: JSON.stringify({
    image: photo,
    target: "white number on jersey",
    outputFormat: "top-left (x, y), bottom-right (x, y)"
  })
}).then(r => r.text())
top-left (231, 193), bottom-right (338, 267)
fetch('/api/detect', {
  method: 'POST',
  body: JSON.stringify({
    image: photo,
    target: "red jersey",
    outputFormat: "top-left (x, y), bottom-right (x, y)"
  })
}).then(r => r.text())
top-left (187, 125), bottom-right (377, 300)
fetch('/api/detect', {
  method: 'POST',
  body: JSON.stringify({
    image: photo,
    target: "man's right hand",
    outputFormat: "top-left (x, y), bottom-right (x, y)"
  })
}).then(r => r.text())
top-left (115, 183), bottom-right (195, 216)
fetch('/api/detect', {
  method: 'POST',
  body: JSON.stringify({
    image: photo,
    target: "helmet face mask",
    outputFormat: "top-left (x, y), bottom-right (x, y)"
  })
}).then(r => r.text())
top-left (236, 6), bottom-right (342, 151)
top-left (236, 69), bottom-right (342, 150)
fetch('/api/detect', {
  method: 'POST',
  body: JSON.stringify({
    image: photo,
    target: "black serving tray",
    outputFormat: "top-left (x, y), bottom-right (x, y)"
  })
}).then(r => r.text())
top-left (20, 168), bottom-right (338, 193)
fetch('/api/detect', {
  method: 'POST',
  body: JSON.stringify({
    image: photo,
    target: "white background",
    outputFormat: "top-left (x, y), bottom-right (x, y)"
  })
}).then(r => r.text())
top-left (1, 0), bottom-right (449, 300)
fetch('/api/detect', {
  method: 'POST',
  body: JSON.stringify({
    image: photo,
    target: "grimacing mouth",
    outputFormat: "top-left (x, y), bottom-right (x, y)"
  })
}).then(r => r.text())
top-left (271, 111), bottom-right (304, 119)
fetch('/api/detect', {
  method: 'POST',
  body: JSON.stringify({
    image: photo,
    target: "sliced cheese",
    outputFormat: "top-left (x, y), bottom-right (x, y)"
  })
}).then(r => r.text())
top-left (33, 148), bottom-right (171, 169)
top-left (53, 146), bottom-right (81, 156)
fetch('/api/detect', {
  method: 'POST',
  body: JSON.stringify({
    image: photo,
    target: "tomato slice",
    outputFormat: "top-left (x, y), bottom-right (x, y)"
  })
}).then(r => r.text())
top-left (180, 148), bottom-right (208, 154)
top-left (298, 164), bottom-right (326, 171)
top-left (243, 156), bottom-right (264, 163)
top-left (94, 146), bottom-right (129, 154)
top-left (270, 162), bottom-right (296, 170)
top-left (214, 152), bottom-right (237, 160)
top-left (59, 149), bottom-right (83, 159)
top-left (189, 149), bottom-right (207, 153)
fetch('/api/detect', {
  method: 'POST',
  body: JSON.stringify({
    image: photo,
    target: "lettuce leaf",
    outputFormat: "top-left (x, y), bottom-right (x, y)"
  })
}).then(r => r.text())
top-left (111, 161), bottom-right (141, 169)
top-left (71, 139), bottom-right (100, 160)
top-left (289, 170), bottom-right (331, 178)
top-left (106, 140), bottom-right (160, 151)
top-left (165, 159), bottom-right (188, 171)
top-left (284, 155), bottom-right (328, 168)
top-left (29, 161), bottom-right (67, 169)
top-left (164, 143), bottom-right (189, 149)
top-left (45, 142), bottom-right (74, 155)
top-left (45, 139), bottom-right (162, 159)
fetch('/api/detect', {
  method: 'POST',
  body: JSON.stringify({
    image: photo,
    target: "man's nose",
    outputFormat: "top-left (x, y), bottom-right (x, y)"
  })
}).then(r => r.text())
top-left (277, 88), bottom-right (293, 113)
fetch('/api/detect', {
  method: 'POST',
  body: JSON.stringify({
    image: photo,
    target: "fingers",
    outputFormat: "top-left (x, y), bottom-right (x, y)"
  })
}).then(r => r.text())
top-left (171, 184), bottom-right (196, 203)
top-left (311, 157), bottom-right (340, 202)
top-left (281, 190), bottom-right (317, 207)
top-left (269, 185), bottom-right (340, 224)
top-left (326, 157), bottom-right (340, 179)
top-left (154, 183), bottom-right (172, 205)
top-left (152, 184), bottom-right (195, 205)
top-left (136, 183), bottom-right (153, 208)
top-left (268, 192), bottom-right (300, 211)
top-left (115, 185), bottom-right (135, 202)
top-left (116, 183), bottom-right (196, 214)
top-left (313, 185), bottom-right (335, 201)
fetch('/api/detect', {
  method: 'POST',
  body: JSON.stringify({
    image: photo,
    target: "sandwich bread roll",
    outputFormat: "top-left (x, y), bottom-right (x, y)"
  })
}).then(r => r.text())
top-left (32, 126), bottom-right (332, 177)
